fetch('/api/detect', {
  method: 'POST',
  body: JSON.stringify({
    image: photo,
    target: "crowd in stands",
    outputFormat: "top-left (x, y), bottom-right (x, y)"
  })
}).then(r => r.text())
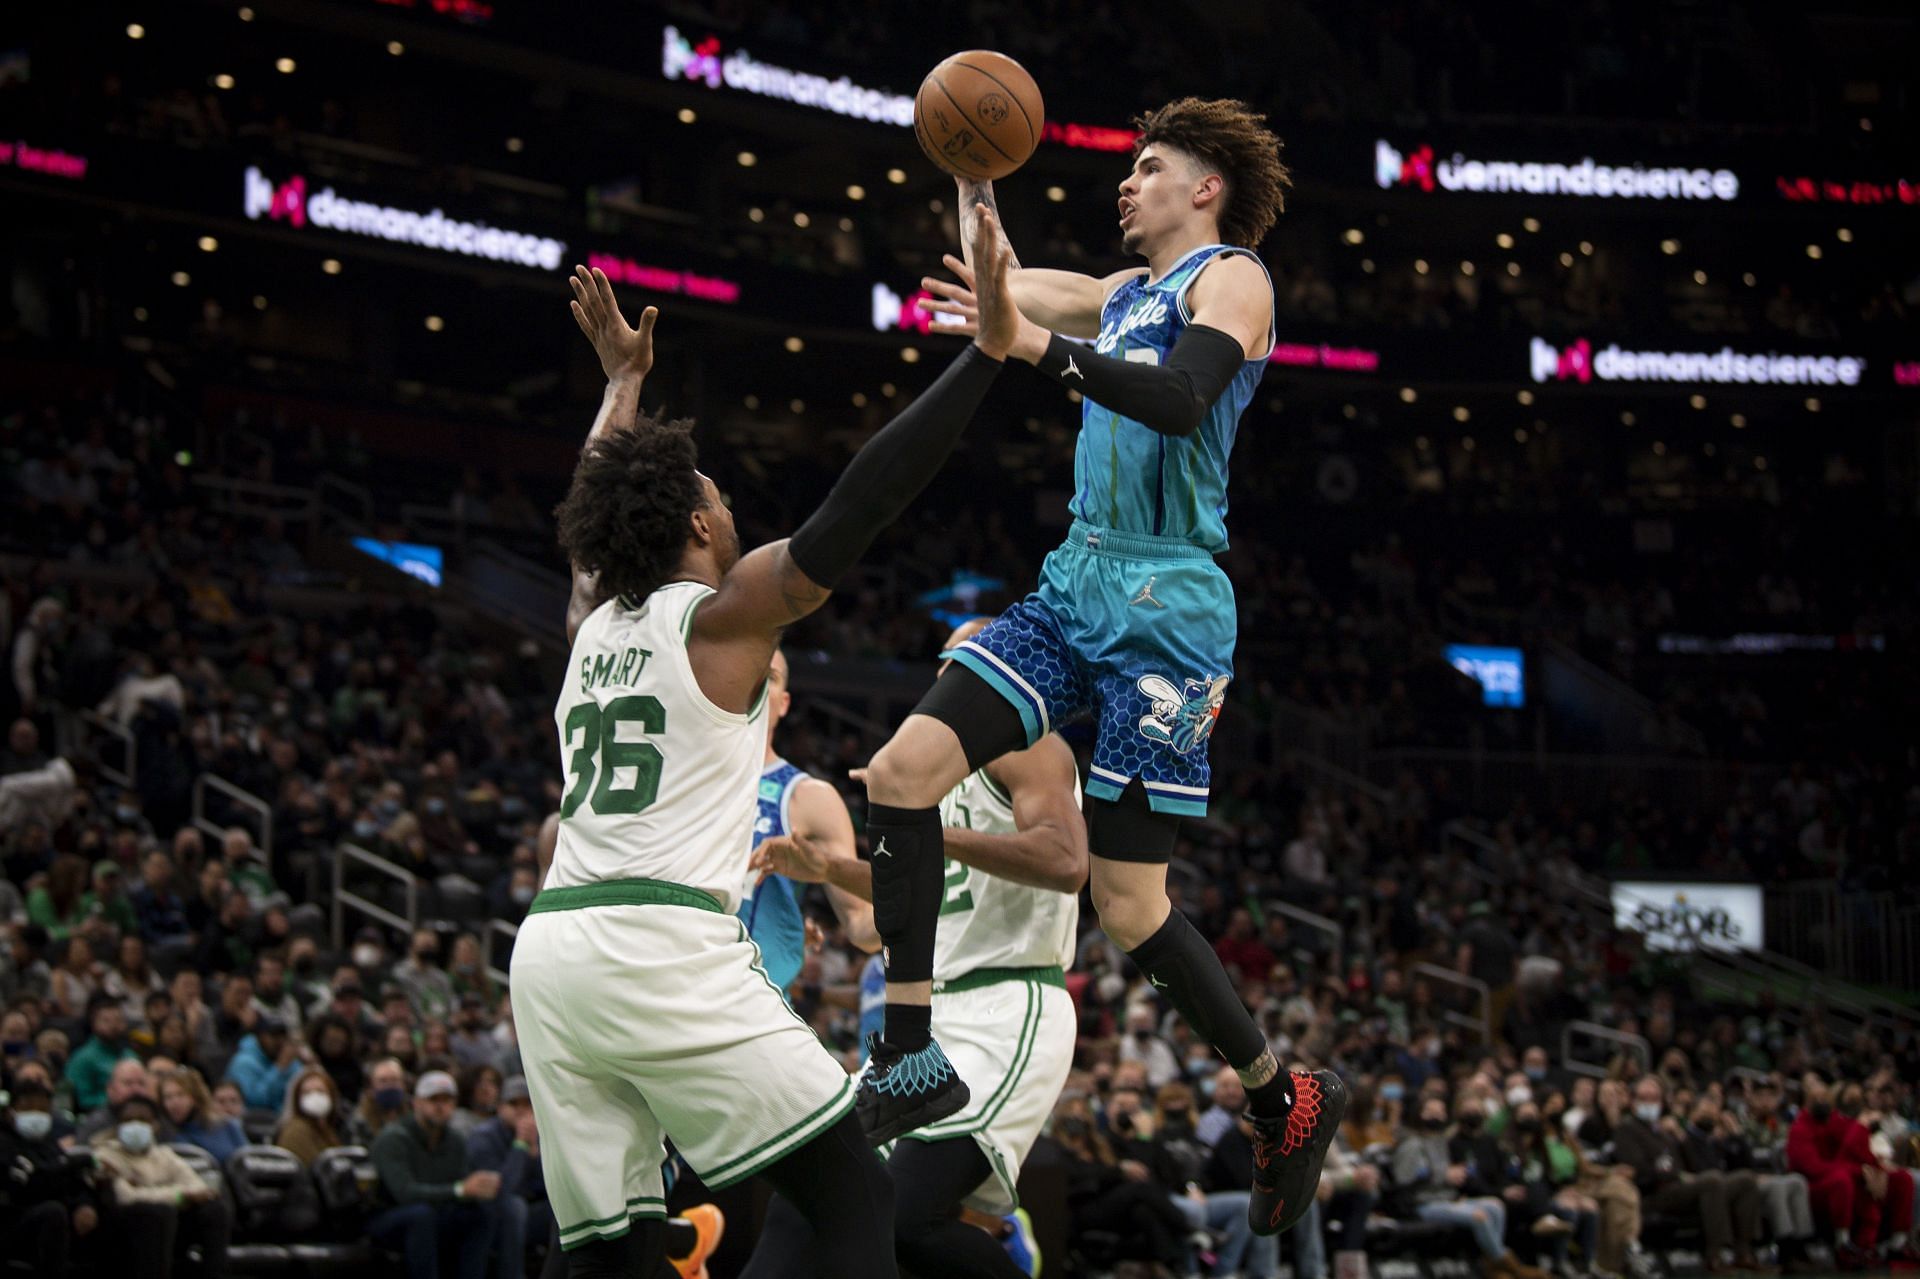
top-left (3, 303), bottom-right (1917, 1276)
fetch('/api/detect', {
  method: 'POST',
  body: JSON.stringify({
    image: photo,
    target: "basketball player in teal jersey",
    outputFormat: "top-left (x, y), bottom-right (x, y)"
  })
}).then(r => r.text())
top-left (854, 98), bottom-right (1344, 1239)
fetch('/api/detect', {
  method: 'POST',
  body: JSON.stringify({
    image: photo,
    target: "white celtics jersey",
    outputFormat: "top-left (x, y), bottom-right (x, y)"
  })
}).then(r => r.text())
top-left (933, 762), bottom-right (1080, 982)
top-left (548, 582), bottom-right (766, 911)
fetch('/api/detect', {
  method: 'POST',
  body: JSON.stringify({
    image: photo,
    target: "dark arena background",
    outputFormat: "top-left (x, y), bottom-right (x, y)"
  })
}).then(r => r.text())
top-left (2, 2), bottom-right (1918, 1278)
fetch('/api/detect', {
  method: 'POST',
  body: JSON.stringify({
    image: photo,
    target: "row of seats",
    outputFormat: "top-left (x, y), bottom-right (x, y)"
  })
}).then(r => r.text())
top-left (169, 1141), bottom-right (383, 1275)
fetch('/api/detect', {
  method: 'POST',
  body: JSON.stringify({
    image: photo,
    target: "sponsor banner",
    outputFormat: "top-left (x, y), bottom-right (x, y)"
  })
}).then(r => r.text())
top-left (243, 165), bottom-right (566, 270)
top-left (1041, 121), bottom-right (1138, 152)
top-left (1612, 881), bottom-right (1763, 952)
top-left (0, 139), bottom-right (87, 181)
top-left (1445, 645), bottom-right (1524, 708)
top-left (662, 25), bottom-right (914, 126)
top-left (588, 252), bottom-right (741, 304)
top-left (1377, 139), bottom-right (1738, 201)
top-left (870, 281), bottom-right (969, 334)
top-left (1269, 341), bottom-right (1381, 373)
top-left (1530, 336), bottom-right (1866, 387)
top-left (1775, 174), bottom-right (1920, 207)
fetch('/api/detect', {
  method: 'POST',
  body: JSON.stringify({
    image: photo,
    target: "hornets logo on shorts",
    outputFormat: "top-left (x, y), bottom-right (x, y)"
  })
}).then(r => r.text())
top-left (1135, 674), bottom-right (1229, 754)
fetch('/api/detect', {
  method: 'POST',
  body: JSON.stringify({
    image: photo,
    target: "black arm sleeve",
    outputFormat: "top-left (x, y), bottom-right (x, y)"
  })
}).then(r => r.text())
top-left (787, 343), bottom-right (1002, 588)
top-left (1034, 323), bottom-right (1247, 437)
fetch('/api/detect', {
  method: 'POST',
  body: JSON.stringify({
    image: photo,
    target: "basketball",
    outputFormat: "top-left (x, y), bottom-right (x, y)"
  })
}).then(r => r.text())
top-left (914, 50), bottom-right (1045, 181)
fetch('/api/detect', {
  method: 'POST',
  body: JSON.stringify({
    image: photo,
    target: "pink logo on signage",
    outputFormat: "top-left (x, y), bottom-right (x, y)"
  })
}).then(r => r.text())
top-left (1529, 337), bottom-right (1593, 383)
top-left (1375, 141), bottom-right (1436, 192)
top-left (1896, 362), bottom-right (1920, 387)
top-left (243, 167), bottom-right (308, 226)
top-left (663, 29), bottom-right (725, 87)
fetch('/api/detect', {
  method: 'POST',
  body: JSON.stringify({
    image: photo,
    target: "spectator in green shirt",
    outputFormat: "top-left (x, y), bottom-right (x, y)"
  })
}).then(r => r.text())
top-left (25, 855), bottom-right (91, 943)
top-left (83, 859), bottom-right (139, 939)
top-left (64, 994), bottom-right (139, 1112)
top-left (369, 1070), bottom-right (500, 1279)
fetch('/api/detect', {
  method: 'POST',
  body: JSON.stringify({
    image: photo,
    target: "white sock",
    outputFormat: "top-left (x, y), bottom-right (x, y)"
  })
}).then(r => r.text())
top-left (1835, 1228), bottom-right (1850, 1247)
top-left (1889, 1232), bottom-right (1909, 1252)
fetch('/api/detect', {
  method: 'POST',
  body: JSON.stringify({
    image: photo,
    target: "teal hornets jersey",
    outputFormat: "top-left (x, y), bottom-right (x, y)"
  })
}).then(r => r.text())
top-left (1072, 244), bottom-right (1274, 552)
top-left (739, 759), bottom-right (808, 994)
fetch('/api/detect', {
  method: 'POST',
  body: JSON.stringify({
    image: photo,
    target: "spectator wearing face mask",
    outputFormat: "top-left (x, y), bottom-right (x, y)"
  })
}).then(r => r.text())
top-left (395, 928), bottom-right (455, 1025)
top-left (1118, 1003), bottom-right (1179, 1090)
top-left (352, 1056), bottom-right (412, 1145)
top-left (1789, 1076), bottom-right (1916, 1266)
top-left (1197, 1065), bottom-right (1247, 1150)
top-left (273, 1068), bottom-right (345, 1167)
top-left (0, 1075), bottom-right (99, 1273)
top-left (91, 1092), bottom-right (233, 1278)
top-left (1348, 1076), bottom-right (1408, 1152)
top-left (1614, 1076), bottom-right (1766, 1272)
top-left (1392, 1092), bottom-right (1550, 1279)
top-left (1499, 1098), bottom-right (1601, 1277)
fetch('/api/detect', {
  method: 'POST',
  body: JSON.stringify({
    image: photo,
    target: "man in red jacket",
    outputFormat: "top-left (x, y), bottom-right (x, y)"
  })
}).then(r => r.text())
top-left (1786, 1076), bottom-right (1915, 1268)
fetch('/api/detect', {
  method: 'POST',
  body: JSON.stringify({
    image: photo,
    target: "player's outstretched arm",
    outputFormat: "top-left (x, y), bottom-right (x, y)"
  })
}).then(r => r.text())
top-left (687, 209), bottom-right (1021, 705)
top-left (786, 778), bottom-right (879, 952)
top-left (950, 177), bottom-right (1138, 339)
top-left (567, 264), bottom-right (658, 442)
top-left (925, 247), bottom-right (1270, 437)
top-left (940, 734), bottom-right (1088, 893)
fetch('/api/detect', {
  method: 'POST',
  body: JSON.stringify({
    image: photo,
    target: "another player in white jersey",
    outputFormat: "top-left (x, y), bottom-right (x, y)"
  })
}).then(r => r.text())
top-left (512, 212), bottom-right (1023, 1279)
top-left (742, 618), bottom-right (1086, 1279)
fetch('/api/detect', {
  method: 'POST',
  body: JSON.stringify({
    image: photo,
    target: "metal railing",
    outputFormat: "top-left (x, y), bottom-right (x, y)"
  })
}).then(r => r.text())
top-left (1284, 749), bottom-right (1397, 809)
top-left (191, 773), bottom-right (274, 865)
top-left (1561, 1020), bottom-right (1652, 1079)
top-left (331, 842), bottom-right (420, 952)
top-left (76, 709), bottom-right (137, 787)
top-left (1766, 880), bottom-right (1920, 997)
top-left (485, 919), bottom-right (520, 989)
top-left (1263, 899), bottom-right (1345, 972)
top-left (1413, 963), bottom-right (1492, 1043)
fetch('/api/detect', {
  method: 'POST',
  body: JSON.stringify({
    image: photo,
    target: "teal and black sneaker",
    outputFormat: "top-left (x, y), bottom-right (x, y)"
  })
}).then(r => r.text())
top-left (853, 1035), bottom-right (970, 1145)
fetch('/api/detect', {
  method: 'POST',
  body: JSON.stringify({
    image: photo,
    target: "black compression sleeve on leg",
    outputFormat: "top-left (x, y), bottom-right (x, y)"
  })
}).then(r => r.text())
top-left (1126, 908), bottom-right (1267, 1068)
top-left (890, 1138), bottom-right (1031, 1279)
top-left (756, 1112), bottom-right (897, 1279)
top-left (867, 802), bottom-right (945, 1044)
top-left (738, 1195), bottom-right (822, 1279)
top-left (564, 1218), bottom-right (666, 1279)
top-left (1033, 323), bottom-right (1245, 437)
top-left (787, 344), bottom-right (1002, 588)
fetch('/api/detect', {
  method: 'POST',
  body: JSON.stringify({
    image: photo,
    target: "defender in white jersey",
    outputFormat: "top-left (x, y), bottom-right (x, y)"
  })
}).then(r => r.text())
top-left (513, 219), bottom-right (1022, 1278)
top-left (744, 619), bottom-right (1086, 1279)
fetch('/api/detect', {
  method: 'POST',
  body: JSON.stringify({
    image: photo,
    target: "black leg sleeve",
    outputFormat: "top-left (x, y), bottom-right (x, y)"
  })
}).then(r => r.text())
top-left (889, 1137), bottom-right (1030, 1279)
top-left (738, 1194), bottom-right (823, 1279)
top-left (1125, 907), bottom-right (1267, 1068)
top-left (755, 1111), bottom-right (898, 1279)
top-left (868, 802), bottom-right (946, 1048)
top-left (563, 1219), bottom-right (667, 1279)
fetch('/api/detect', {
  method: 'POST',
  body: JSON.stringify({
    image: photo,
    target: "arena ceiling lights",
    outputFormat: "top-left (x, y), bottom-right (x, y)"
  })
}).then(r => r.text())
top-left (1376, 139), bottom-right (1739, 201)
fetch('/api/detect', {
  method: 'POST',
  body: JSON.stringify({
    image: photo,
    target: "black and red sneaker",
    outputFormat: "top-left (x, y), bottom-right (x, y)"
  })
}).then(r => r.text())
top-left (1248, 1070), bottom-right (1348, 1237)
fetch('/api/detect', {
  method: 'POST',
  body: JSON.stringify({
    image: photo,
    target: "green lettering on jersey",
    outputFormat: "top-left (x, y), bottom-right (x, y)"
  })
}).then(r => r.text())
top-left (938, 858), bottom-right (974, 917)
top-left (579, 647), bottom-right (652, 694)
top-left (559, 695), bottom-right (667, 819)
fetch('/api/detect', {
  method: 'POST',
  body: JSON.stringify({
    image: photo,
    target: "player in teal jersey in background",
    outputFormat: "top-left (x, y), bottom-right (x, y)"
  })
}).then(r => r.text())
top-left (739, 648), bottom-right (877, 995)
top-left (855, 97), bottom-right (1345, 1240)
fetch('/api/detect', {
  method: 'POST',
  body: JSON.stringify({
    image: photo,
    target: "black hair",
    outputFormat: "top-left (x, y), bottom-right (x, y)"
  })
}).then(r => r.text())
top-left (554, 414), bottom-right (708, 606)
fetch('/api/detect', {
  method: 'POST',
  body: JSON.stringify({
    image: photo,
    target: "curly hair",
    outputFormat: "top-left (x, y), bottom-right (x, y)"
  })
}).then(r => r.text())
top-left (554, 413), bottom-right (707, 605)
top-left (1132, 97), bottom-right (1291, 249)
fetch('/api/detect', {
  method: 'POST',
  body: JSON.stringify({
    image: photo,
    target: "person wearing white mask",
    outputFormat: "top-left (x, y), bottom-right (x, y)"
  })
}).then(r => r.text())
top-left (273, 1068), bottom-right (346, 1167)
top-left (0, 1076), bottom-right (99, 1272)
top-left (1614, 1076), bottom-right (1765, 1271)
top-left (91, 1092), bottom-right (232, 1277)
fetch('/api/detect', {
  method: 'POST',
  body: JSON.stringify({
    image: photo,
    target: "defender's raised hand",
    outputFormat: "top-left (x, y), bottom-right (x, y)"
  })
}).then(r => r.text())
top-left (568, 264), bottom-right (657, 385)
top-left (968, 204), bottom-right (1044, 363)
